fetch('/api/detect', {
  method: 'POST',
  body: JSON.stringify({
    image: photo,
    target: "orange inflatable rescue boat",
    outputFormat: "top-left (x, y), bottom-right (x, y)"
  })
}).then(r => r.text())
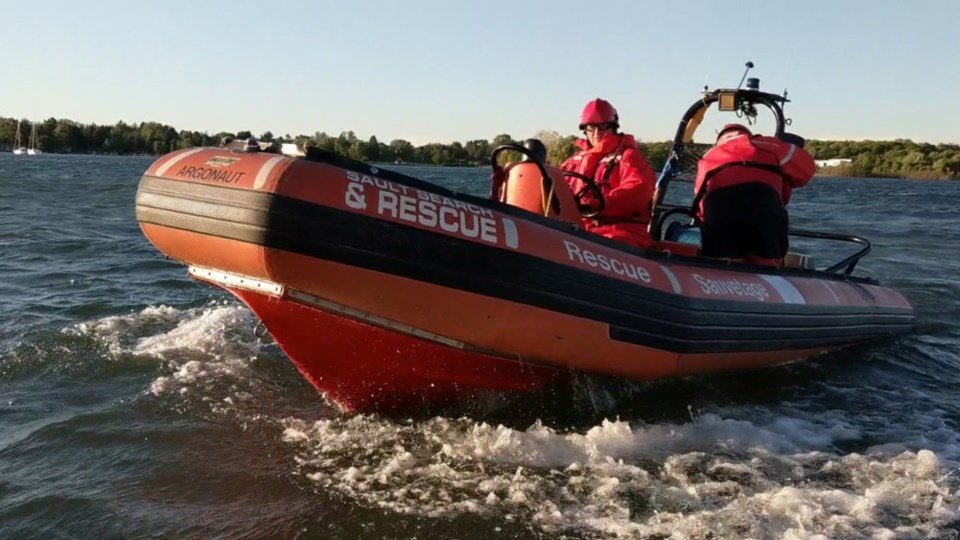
top-left (135, 83), bottom-right (914, 413)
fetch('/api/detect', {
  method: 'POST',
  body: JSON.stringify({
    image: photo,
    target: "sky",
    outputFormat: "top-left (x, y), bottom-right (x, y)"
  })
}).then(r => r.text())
top-left (2, 0), bottom-right (959, 145)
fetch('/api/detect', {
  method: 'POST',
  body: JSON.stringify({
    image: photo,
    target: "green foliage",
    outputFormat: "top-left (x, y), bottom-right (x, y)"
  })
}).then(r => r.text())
top-left (0, 116), bottom-right (222, 154)
top-left (637, 141), bottom-right (673, 172)
top-left (388, 139), bottom-right (415, 162)
top-left (534, 130), bottom-right (575, 166)
top-left (0, 113), bottom-right (955, 179)
top-left (490, 134), bottom-right (521, 165)
top-left (463, 139), bottom-right (491, 162)
top-left (807, 139), bottom-right (960, 179)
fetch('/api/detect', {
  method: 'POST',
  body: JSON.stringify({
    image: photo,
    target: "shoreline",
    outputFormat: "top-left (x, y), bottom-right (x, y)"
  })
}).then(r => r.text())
top-left (2, 150), bottom-right (955, 180)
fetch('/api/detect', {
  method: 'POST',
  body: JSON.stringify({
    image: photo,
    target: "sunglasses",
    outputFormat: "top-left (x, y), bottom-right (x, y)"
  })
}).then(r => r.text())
top-left (582, 125), bottom-right (609, 134)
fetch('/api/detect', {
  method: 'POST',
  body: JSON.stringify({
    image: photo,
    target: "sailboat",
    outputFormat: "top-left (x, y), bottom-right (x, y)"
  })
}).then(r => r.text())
top-left (26, 121), bottom-right (41, 155)
top-left (12, 120), bottom-right (27, 155)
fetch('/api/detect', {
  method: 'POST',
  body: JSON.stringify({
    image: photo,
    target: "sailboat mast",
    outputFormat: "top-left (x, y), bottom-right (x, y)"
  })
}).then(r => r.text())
top-left (25, 121), bottom-right (42, 155)
top-left (12, 120), bottom-right (26, 154)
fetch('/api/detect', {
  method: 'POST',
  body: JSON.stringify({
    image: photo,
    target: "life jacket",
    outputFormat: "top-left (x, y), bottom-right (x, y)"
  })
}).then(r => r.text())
top-left (563, 133), bottom-right (653, 225)
top-left (564, 136), bottom-right (625, 185)
top-left (693, 134), bottom-right (786, 214)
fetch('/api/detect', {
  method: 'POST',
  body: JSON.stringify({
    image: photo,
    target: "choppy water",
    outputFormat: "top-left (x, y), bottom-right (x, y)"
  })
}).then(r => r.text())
top-left (1, 154), bottom-right (958, 539)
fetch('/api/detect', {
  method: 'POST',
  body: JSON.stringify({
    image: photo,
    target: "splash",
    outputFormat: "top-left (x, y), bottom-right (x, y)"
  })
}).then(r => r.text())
top-left (132, 304), bottom-right (257, 360)
top-left (65, 304), bottom-right (184, 356)
top-left (280, 414), bottom-right (960, 538)
top-left (66, 302), bottom-right (265, 403)
top-left (131, 304), bottom-right (263, 399)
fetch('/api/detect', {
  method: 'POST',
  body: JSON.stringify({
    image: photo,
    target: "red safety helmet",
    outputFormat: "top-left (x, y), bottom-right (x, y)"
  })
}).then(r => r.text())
top-left (579, 98), bottom-right (619, 130)
top-left (717, 123), bottom-right (751, 139)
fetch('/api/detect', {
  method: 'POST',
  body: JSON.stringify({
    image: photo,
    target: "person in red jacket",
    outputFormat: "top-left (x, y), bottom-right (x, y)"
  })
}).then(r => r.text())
top-left (561, 98), bottom-right (658, 248)
top-left (694, 123), bottom-right (815, 265)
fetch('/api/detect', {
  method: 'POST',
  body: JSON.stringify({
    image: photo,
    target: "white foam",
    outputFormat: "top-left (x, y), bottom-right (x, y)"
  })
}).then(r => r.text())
top-left (65, 304), bottom-right (183, 355)
top-left (132, 304), bottom-right (256, 359)
top-left (132, 305), bottom-right (264, 401)
top-left (68, 302), bottom-right (268, 406)
top-left (149, 357), bottom-right (255, 397)
top-left (279, 414), bottom-right (960, 538)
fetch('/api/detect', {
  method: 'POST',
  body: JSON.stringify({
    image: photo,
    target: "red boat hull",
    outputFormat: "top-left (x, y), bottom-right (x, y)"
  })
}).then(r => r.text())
top-left (134, 148), bottom-right (916, 412)
top-left (228, 287), bottom-right (566, 412)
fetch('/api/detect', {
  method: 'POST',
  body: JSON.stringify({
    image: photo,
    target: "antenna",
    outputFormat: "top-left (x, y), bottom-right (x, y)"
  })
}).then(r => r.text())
top-left (737, 61), bottom-right (754, 89)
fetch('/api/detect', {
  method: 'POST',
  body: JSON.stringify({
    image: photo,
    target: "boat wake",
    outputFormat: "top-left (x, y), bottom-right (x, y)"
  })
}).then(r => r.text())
top-left (58, 305), bottom-right (960, 538)
top-left (280, 413), bottom-right (959, 538)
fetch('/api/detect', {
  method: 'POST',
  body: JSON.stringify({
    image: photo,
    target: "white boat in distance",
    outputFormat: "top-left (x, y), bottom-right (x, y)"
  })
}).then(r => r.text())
top-left (12, 120), bottom-right (27, 155)
top-left (26, 121), bottom-right (41, 155)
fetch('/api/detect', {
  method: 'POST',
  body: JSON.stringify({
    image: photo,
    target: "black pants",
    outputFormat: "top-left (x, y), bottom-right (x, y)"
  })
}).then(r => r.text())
top-left (700, 183), bottom-right (788, 260)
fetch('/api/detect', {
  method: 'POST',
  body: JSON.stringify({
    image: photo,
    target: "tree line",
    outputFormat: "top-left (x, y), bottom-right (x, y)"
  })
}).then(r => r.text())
top-left (1, 116), bottom-right (957, 179)
top-left (805, 139), bottom-right (960, 180)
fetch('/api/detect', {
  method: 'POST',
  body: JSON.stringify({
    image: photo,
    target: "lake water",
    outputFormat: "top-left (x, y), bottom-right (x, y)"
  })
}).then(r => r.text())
top-left (1, 154), bottom-right (959, 538)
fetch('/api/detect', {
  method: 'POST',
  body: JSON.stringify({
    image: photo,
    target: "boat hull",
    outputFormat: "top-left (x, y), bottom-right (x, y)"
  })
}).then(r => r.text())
top-left (135, 148), bottom-right (916, 412)
top-left (224, 284), bottom-right (565, 412)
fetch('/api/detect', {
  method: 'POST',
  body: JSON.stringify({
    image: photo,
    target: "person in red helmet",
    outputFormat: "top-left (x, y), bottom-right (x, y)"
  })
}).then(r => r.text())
top-left (561, 98), bottom-right (658, 248)
top-left (693, 123), bottom-right (815, 265)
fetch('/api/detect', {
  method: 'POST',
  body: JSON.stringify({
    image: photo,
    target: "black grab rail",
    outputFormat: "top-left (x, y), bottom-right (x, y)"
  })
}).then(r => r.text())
top-left (788, 228), bottom-right (872, 275)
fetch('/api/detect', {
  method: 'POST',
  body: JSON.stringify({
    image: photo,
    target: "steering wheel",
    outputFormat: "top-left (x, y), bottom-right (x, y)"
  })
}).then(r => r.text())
top-left (561, 171), bottom-right (605, 219)
top-left (650, 207), bottom-right (700, 241)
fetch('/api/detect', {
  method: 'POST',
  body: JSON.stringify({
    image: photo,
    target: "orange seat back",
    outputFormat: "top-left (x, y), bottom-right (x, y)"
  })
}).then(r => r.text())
top-left (499, 162), bottom-right (580, 224)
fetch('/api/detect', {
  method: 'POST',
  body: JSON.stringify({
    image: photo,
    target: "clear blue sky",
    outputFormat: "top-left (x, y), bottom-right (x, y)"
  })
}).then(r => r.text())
top-left (3, 0), bottom-right (958, 144)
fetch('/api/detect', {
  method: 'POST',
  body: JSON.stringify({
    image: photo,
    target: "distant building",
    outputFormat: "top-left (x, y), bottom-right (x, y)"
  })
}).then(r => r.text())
top-left (816, 158), bottom-right (853, 168)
